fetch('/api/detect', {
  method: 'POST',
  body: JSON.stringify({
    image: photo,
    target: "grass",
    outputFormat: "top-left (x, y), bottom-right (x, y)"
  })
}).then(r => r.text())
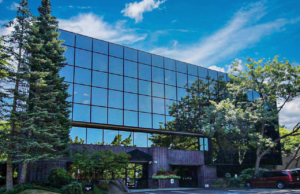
top-left (19, 189), bottom-right (60, 194)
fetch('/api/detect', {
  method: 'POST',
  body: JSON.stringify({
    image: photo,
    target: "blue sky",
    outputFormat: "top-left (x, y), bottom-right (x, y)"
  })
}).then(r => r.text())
top-left (0, 0), bottom-right (300, 129)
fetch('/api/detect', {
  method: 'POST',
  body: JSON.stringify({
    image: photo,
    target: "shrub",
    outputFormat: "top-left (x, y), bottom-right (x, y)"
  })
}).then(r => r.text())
top-left (152, 173), bottom-right (181, 179)
top-left (98, 181), bottom-right (109, 191)
top-left (48, 168), bottom-right (72, 188)
top-left (211, 179), bottom-right (226, 187)
top-left (61, 182), bottom-right (83, 194)
top-left (225, 173), bottom-right (231, 178)
top-left (239, 167), bottom-right (268, 186)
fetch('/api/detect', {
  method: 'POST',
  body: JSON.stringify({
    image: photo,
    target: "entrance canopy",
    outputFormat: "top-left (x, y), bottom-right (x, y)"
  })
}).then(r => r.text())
top-left (127, 149), bottom-right (153, 163)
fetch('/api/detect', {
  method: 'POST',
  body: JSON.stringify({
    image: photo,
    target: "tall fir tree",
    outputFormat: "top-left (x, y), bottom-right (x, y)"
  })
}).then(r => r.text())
top-left (18, 0), bottom-right (72, 183)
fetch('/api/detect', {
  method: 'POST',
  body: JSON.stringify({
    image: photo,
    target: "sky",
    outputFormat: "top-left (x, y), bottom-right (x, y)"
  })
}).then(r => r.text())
top-left (0, 0), bottom-right (300, 130)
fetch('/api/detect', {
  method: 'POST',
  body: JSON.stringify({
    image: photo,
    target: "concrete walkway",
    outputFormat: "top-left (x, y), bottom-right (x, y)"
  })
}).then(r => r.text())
top-left (129, 188), bottom-right (196, 193)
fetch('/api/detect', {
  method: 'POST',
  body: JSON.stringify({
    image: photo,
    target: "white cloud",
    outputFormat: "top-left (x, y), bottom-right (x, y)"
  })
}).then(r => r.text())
top-left (58, 13), bottom-right (147, 44)
top-left (208, 66), bottom-right (225, 73)
top-left (7, 2), bottom-right (19, 10)
top-left (226, 58), bottom-right (244, 73)
top-left (279, 97), bottom-right (300, 130)
top-left (0, 20), bottom-right (14, 37)
top-left (121, 0), bottom-right (166, 23)
top-left (149, 2), bottom-right (300, 67)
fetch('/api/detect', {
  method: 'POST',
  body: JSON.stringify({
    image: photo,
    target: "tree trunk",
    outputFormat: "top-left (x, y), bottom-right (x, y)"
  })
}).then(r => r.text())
top-left (285, 146), bottom-right (300, 169)
top-left (19, 162), bottom-right (28, 184)
top-left (6, 156), bottom-right (13, 191)
top-left (254, 156), bottom-right (262, 175)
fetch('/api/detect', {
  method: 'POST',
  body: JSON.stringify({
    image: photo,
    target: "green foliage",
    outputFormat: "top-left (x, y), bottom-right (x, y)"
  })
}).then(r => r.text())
top-left (211, 179), bottom-right (226, 188)
top-left (61, 182), bottom-right (83, 194)
top-left (152, 174), bottom-right (181, 179)
top-left (97, 181), bottom-right (109, 191)
top-left (48, 168), bottom-right (72, 188)
top-left (239, 168), bottom-right (268, 184)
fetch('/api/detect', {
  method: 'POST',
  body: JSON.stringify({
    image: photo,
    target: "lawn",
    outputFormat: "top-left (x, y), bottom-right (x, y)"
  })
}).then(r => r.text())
top-left (20, 189), bottom-right (60, 194)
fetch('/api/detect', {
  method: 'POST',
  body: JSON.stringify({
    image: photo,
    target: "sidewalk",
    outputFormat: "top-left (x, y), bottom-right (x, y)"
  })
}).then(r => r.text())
top-left (129, 188), bottom-right (198, 193)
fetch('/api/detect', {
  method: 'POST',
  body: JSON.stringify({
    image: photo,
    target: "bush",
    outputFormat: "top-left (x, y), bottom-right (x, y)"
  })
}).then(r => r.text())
top-left (98, 181), bottom-right (109, 191)
top-left (239, 167), bottom-right (268, 186)
top-left (48, 168), bottom-right (72, 188)
top-left (61, 182), bottom-right (83, 194)
top-left (211, 179), bottom-right (226, 187)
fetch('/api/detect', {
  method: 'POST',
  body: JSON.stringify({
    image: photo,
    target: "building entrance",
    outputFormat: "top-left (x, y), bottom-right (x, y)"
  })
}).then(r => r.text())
top-left (172, 166), bottom-right (198, 188)
top-left (123, 163), bottom-right (148, 189)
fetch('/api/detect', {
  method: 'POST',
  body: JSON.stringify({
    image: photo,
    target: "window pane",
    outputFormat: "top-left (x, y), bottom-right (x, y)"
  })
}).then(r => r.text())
top-left (177, 73), bottom-right (187, 88)
top-left (74, 68), bottom-right (91, 85)
top-left (208, 69), bottom-right (218, 80)
top-left (199, 138), bottom-right (204, 151)
top-left (188, 64), bottom-right (197, 76)
top-left (108, 90), bottom-right (123, 109)
top-left (139, 113), bottom-right (152, 128)
top-left (165, 58), bottom-right (175, 70)
top-left (92, 71), bottom-right (107, 88)
top-left (199, 67), bottom-right (208, 78)
top-left (152, 83), bottom-right (164, 98)
top-left (87, 128), bottom-right (103, 144)
top-left (165, 70), bottom-right (176, 86)
top-left (177, 88), bottom-right (187, 101)
top-left (148, 133), bottom-right (156, 147)
top-left (176, 61), bottom-right (187, 73)
top-left (134, 132), bottom-right (147, 147)
top-left (218, 72), bottom-right (226, 82)
top-left (119, 131), bottom-right (133, 146)
top-left (165, 85), bottom-right (176, 100)
top-left (139, 64), bottom-right (151, 81)
top-left (108, 109), bottom-right (123, 125)
top-left (139, 80), bottom-right (151, 95)
top-left (188, 75), bottom-right (198, 88)
top-left (139, 95), bottom-right (151, 112)
top-left (138, 51), bottom-right (151, 65)
top-left (124, 111), bottom-right (138, 127)
top-left (104, 130), bottom-right (118, 145)
top-left (152, 55), bottom-right (163, 68)
top-left (74, 84), bottom-right (90, 104)
top-left (93, 53), bottom-right (108, 72)
top-left (166, 100), bottom-right (176, 115)
top-left (92, 87), bottom-right (107, 106)
top-left (124, 77), bottom-right (137, 93)
top-left (66, 84), bottom-right (73, 102)
top-left (76, 35), bottom-right (92, 51)
top-left (153, 97), bottom-right (165, 114)
top-left (64, 46), bottom-right (74, 65)
top-left (152, 67), bottom-right (164, 83)
top-left (124, 93), bottom-right (137, 111)
top-left (109, 74), bottom-right (123, 91)
top-left (93, 39), bottom-right (108, 54)
top-left (70, 127), bottom-right (86, 144)
top-left (59, 30), bottom-right (75, 46)
top-left (91, 106), bottom-right (107, 124)
top-left (109, 43), bottom-right (123, 58)
top-left (73, 104), bottom-right (90, 122)
top-left (60, 65), bottom-right (73, 82)
top-left (124, 60), bottom-right (137, 78)
top-left (166, 116), bottom-right (175, 128)
top-left (204, 138), bottom-right (209, 151)
top-left (109, 57), bottom-right (123, 75)
top-left (153, 114), bottom-right (165, 129)
top-left (124, 47), bottom-right (137, 62)
top-left (75, 49), bottom-right (92, 69)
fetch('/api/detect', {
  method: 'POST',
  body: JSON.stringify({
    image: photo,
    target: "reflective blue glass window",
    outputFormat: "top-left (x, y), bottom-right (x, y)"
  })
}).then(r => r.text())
top-left (165, 58), bottom-right (175, 70)
top-left (176, 61), bottom-right (187, 73)
top-left (124, 111), bottom-right (138, 127)
top-left (91, 106), bottom-right (107, 124)
top-left (73, 104), bottom-right (90, 122)
top-left (108, 109), bottom-right (123, 125)
top-left (227, 74), bottom-right (231, 82)
top-left (59, 30), bottom-right (75, 46)
top-left (139, 95), bottom-right (151, 112)
top-left (165, 70), bottom-right (176, 86)
top-left (188, 64), bottom-right (198, 76)
top-left (74, 84), bottom-right (90, 104)
top-left (108, 90), bottom-right (123, 109)
top-left (199, 138), bottom-right (204, 151)
top-left (204, 138), bottom-right (209, 151)
top-left (92, 71), bottom-right (107, 88)
top-left (188, 75), bottom-right (198, 88)
top-left (139, 80), bottom-right (151, 95)
top-left (166, 116), bottom-right (175, 128)
top-left (198, 67), bottom-right (208, 78)
top-left (109, 74), bottom-right (123, 91)
top-left (119, 131), bottom-right (133, 146)
top-left (104, 130), bottom-right (118, 145)
top-left (139, 64), bottom-right (151, 81)
top-left (152, 67), bottom-right (164, 83)
top-left (92, 87), bottom-right (107, 106)
top-left (165, 85), bottom-right (176, 100)
top-left (124, 93), bottom-right (137, 111)
top-left (153, 114), bottom-right (165, 129)
top-left (166, 100), bottom-right (176, 115)
top-left (109, 57), bottom-right (123, 75)
top-left (208, 69), bottom-right (218, 80)
top-left (177, 73), bottom-right (187, 88)
top-left (153, 97), bottom-right (165, 114)
top-left (134, 132), bottom-right (147, 147)
top-left (152, 83), bottom-right (164, 98)
top-left (93, 39), bottom-right (108, 54)
top-left (66, 84), bottom-right (73, 102)
top-left (124, 60), bottom-right (137, 78)
top-left (93, 53), bottom-right (108, 72)
top-left (87, 128), bottom-right (103, 144)
top-left (218, 72), bottom-right (226, 82)
top-left (177, 88), bottom-right (187, 100)
top-left (138, 51), bottom-right (151, 65)
top-left (64, 46), bottom-right (74, 65)
top-left (75, 49), bottom-right (92, 69)
top-left (70, 127), bottom-right (86, 143)
top-left (124, 47), bottom-right (137, 62)
top-left (74, 68), bottom-right (91, 85)
top-left (124, 77), bottom-right (137, 93)
top-left (109, 43), bottom-right (123, 58)
top-left (148, 133), bottom-right (156, 147)
top-left (152, 55), bottom-right (163, 68)
top-left (209, 81), bottom-right (217, 94)
top-left (60, 65), bottom-right (73, 82)
top-left (139, 113), bottom-right (152, 128)
top-left (76, 35), bottom-right (92, 51)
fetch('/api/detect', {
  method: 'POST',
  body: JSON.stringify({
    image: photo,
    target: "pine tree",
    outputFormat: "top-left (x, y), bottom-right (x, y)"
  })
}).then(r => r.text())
top-left (18, 0), bottom-right (71, 183)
